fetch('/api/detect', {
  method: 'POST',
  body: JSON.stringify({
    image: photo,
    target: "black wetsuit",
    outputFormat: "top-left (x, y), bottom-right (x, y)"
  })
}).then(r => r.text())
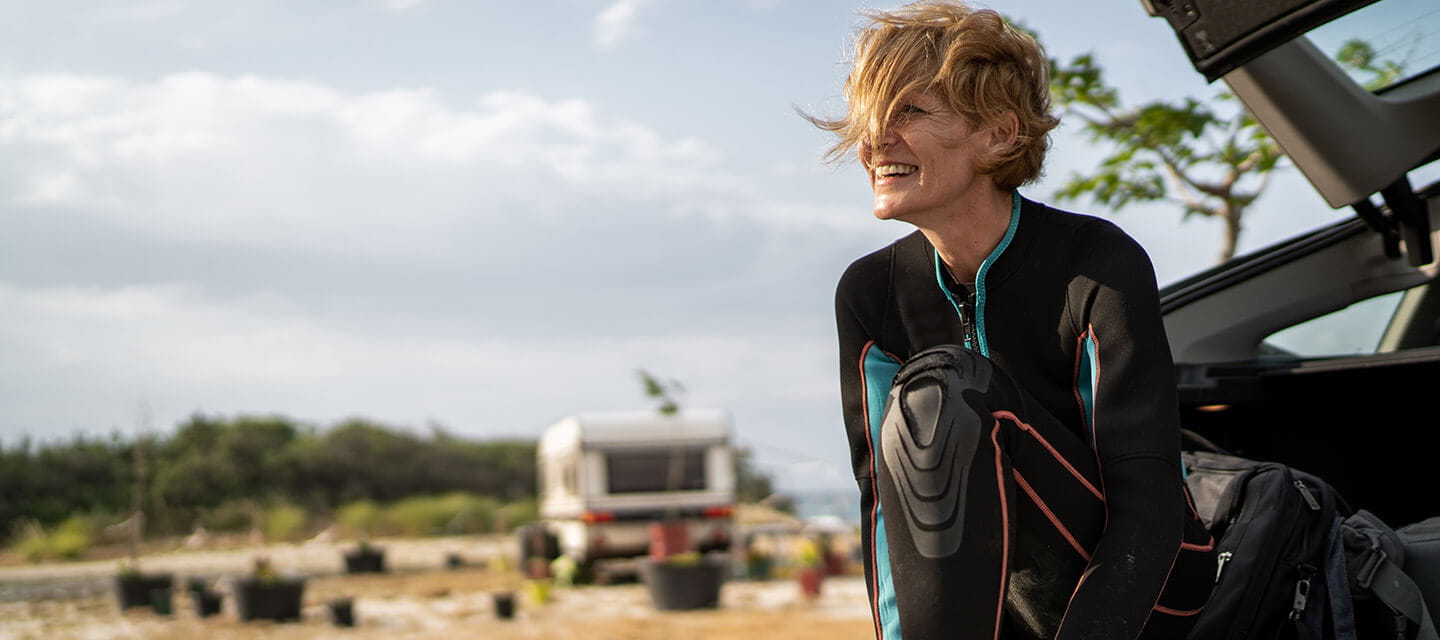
top-left (836, 194), bottom-right (1216, 640)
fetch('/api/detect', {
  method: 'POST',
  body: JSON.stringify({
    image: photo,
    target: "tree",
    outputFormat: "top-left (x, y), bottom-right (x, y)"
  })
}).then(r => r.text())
top-left (1049, 40), bottom-right (1405, 264)
top-left (636, 369), bottom-right (684, 416)
top-left (733, 446), bottom-right (778, 506)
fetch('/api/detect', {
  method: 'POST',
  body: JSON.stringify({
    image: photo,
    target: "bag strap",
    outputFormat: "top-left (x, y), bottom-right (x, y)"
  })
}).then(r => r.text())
top-left (1355, 545), bottom-right (1439, 640)
top-left (1327, 517), bottom-right (1359, 640)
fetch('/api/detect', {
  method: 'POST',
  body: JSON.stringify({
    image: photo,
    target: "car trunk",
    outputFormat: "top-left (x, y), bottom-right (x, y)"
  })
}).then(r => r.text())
top-left (1177, 349), bottom-right (1440, 526)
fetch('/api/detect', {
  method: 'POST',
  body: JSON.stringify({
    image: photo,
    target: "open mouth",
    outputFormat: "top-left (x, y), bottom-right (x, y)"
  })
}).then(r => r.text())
top-left (875, 163), bottom-right (918, 178)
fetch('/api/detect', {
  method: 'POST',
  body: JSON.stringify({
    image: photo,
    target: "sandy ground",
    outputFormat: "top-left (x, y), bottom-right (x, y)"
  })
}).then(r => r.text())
top-left (0, 536), bottom-right (874, 640)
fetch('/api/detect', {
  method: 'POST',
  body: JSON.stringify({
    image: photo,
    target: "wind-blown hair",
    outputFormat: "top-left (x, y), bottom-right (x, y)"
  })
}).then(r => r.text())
top-left (809, 1), bottom-right (1058, 190)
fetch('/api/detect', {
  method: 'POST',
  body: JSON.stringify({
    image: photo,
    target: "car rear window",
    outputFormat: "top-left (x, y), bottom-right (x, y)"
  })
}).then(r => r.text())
top-left (1309, 0), bottom-right (1440, 91)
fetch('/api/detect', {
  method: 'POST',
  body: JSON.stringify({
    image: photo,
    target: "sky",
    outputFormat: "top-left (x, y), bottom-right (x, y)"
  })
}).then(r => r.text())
top-left (0, 0), bottom-right (1352, 494)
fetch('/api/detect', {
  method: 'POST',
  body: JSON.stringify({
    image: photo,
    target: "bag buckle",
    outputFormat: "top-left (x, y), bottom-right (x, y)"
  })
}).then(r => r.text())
top-left (1355, 538), bottom-right (1388, 589)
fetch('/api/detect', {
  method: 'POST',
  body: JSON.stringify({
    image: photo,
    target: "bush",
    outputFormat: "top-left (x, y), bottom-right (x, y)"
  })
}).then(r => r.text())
top-left (50, 515), bottom-right (95, 559)
top-left (384, 492), bottom-right (497, 537)
top-left (201, 500), bottom-right (261, 533)
top-left (9, 516), bottom-right (93, 562)
top-left (264, 503), bottom-right (309, 542)
top-left (336, 500), bottom-right (382, 539)
top-left (496, 499), bottom-right (538, 533)
top-left (12, 519), bottom-right (49, 562)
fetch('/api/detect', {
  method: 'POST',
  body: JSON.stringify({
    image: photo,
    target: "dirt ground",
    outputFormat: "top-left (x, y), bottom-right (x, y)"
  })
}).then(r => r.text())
top-left (0, 536), bottom-right (874, 640)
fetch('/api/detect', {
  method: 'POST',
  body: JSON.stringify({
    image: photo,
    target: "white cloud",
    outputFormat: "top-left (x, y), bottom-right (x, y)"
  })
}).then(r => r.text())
top-left (0, 280), bottom-right (838, 446)
top-left (0, 72), bottom-right (871, 265)
top-left (0, 73), bottom-right (764, 256)
top-left (594, 0), bottom-right (656, 50)
top-left (378, 0), bottom-right (428, 12)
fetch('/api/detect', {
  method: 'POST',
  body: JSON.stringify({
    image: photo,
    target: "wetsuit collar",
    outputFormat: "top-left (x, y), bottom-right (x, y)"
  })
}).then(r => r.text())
top-left (933, 190), bottom-right (1022, 357)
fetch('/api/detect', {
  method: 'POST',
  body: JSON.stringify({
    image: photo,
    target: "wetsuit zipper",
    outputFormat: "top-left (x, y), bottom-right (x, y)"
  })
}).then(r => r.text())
top-left (959, 289), bottom-right (978, 350)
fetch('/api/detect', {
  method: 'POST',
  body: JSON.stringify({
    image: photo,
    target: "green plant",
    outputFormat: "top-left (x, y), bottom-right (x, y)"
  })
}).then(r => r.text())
top-left (251, 555), bottom-right (278, 582)
top-left (336, 500), bottom-right (381, 539)
top-left (199, 499), bottom-right (259, 533)
top-left (263, 503), bottom-right (308, 542)
top-left (637, 369), bottom-right (684, 416)
top-left (793, 538), bottom-right (822, 568)
top-left (9, 516), bottom-right (94, 562)
top-left (385, 492), bottom-right (497, 537)
top-left (49, 515), bottom-right (95, 559)
top-left (496, 499), bottom-right (538, 533)
top-left (12, 519), bottom-right (49, 563)
top-left (665, 551), bottom-right (702, 566)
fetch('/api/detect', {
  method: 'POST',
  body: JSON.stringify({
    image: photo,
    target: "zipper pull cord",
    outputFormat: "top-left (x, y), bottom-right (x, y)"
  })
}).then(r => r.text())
top-left (1294, 480), bottom-right (1321, 511)
top-left (1214, 550), bottom-right (1233, 583)
top-left (1290, 564), bottom-right (1316, 621)
top-left (961, 292), bottom-right (978, 349)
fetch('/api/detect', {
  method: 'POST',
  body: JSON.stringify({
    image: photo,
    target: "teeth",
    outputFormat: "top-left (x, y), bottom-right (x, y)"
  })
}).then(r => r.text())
top-left (875, 163), bottom-right (917, 177)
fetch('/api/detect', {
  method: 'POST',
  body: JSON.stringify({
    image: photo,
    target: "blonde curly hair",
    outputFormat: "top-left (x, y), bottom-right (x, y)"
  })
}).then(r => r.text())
top-left (810, 1), bottom-right (1058, 190)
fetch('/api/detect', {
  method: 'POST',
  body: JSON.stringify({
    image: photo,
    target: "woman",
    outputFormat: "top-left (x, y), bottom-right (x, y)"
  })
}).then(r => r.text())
top-left (811, 2), bottom-right (1217, 639)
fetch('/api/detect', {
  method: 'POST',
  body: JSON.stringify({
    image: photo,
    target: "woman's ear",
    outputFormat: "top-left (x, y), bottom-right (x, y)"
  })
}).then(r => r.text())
top-left (991, 112), bottom-right (1019, 148)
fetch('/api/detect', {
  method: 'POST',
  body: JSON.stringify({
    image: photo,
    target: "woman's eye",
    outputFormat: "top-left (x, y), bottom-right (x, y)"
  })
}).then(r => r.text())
top-left (900, 104), bottom-right (928, 116)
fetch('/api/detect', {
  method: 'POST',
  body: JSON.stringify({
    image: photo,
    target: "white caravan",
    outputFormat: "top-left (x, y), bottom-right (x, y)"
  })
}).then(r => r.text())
top-left (534, 409), bottom-right (736, 570)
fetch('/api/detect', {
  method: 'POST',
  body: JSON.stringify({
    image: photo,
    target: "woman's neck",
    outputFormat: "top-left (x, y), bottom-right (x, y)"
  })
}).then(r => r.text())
top-left (918, 189), bottom-right (1014, 284)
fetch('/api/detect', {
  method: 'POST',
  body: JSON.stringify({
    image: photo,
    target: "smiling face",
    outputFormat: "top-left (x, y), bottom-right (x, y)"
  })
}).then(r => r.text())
top-left (858, 90), bottom-right (1000, 225)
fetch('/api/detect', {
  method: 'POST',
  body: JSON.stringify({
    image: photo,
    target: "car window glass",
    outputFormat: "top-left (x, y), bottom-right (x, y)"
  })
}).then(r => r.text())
top-left (1410, 159), bottom-right (1440, 195)
top-left (1309, 0), bottom-right (1440, 92)
top-left (1262, 290), bottom-right (1405, 357)
top-left (604, 448), bottom-right (706, 493)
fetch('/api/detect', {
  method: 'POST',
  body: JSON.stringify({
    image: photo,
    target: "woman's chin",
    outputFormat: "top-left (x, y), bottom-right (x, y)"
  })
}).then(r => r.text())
top-left (872, 205), bottom-right (915, 223)
top-left (871, 201), bottom-right (906, 221)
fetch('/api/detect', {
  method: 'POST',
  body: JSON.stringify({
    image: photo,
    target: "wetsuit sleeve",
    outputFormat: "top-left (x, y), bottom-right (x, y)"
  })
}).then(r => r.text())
top-left (835, 255), bottom-right (891, 633)
top-left (1056, 222), bottom-right (1186, 640)
top-left (837, 261), bottom-right (878, 484)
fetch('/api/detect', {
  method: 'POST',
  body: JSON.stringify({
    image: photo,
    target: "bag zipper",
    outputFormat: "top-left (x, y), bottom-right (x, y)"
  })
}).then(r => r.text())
top-left (1215, 551), bottom-right (1233, 583)
top-left (1289, 564), bottom-right (1315, 621)
top-left (1294, 480), bottom-right (1320, 511)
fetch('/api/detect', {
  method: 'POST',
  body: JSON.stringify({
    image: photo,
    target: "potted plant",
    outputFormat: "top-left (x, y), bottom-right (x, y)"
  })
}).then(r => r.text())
top-left (193, 588), bottom-right (223, 618)
top-left (232, 556), bottom-right (306, 622)
top-left (113, 562), bottom-right (173, 611)
top-left (343, 539), bottom-right (386, 574)
top-left (744, 536), bottom-right (775, 581)
top-left (638, 551), bottom-right (727, 610)
top-left (327, 596), bottom-right (355, 627)
top-left (793, 537), bottom-right (824, 600)
top-left (113, 425), bottom-right (174, 612)
top-left (633, 371), bottom-right (727, 610)
top-left (492, 590), bottom-right (517, 620)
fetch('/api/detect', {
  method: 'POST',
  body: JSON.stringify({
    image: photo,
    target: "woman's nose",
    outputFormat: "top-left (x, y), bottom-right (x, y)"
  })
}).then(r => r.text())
top-left (877, 127), bottom-right (899, 148)
top-left (860, 130), bottom-right (896, 160)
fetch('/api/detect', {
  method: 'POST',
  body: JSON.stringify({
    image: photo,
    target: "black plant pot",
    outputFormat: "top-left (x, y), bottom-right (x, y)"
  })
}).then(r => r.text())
top-left (150, 588), bottom-right (174, 615)
top-left (186, 576), bottom-right (209, 594)
top-left (638, 558), bottom-right (726, 611)
top-left (328, 597), bottom-right (355, 627)
top-left (445, 552), bottom-right (465, 569)
top-left (193, 589), bottom-right (223, 618)
top-left (233, 578), bottom-right (305, 622)
top-left (114, 573), bottom-right (173, 611)
top-left (492, 591), bottom-right (516, 620)
top-left (343, 548), bottom-right (386, 574)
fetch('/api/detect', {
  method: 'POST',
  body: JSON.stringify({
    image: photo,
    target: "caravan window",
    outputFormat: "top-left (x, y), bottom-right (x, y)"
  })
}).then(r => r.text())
top-left (605, 448), bottom-right (707, 493)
